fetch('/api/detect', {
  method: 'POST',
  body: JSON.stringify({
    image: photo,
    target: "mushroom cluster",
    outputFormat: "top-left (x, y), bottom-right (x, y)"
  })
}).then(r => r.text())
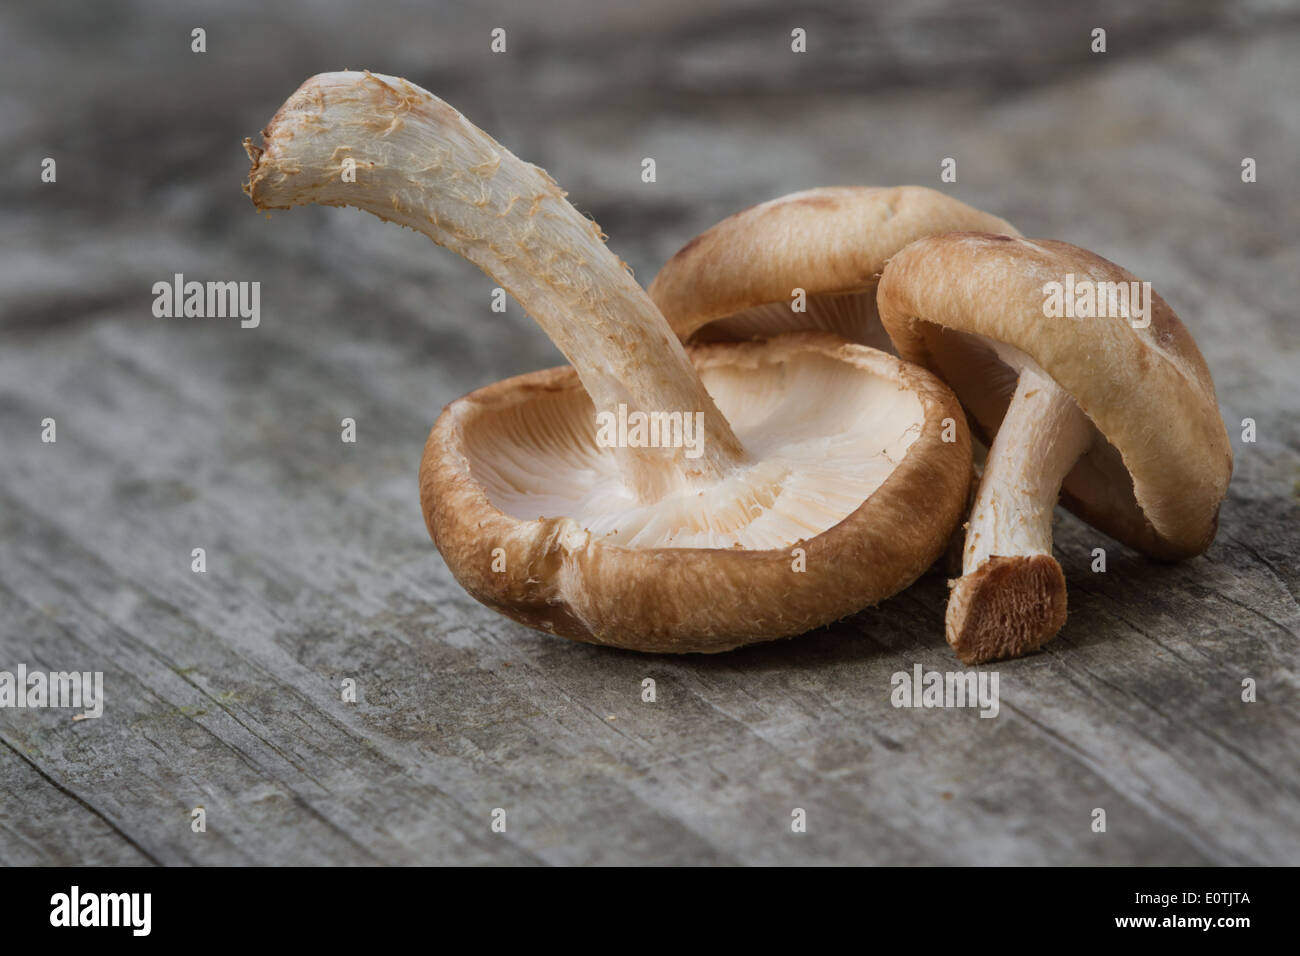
top-left (876, 235), bottom-right (1232, 662)
top-left (245, 71), bottom-right (1231, 662)
top-left (653, 201), bottom-right (1231, 663)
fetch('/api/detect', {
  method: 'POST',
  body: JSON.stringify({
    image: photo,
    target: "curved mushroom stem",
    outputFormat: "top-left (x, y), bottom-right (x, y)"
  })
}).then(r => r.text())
top-left (244, 71), bottom-right (745, 502)
top-left (947, 360), bottom-right (1093, 663)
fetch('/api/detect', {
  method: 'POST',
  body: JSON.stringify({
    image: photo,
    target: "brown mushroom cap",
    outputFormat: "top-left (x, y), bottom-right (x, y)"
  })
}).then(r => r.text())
top-left (421, 332), bottom-right (972, 652)
top-left (878, 233), bottom-right (1232, 561)
top-left (648, 186), bottom-right (1020, 349)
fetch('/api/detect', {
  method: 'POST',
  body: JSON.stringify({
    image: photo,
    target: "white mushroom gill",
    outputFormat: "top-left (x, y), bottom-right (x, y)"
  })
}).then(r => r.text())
top-left (696, 291), bottom-right (895, 353)
top-left (463, 350), bottom-right (926, 549)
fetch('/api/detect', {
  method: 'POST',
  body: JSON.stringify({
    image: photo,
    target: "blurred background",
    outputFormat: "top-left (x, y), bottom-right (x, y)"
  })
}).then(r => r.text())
top-left (1, 0), bottom-right (1297, 865)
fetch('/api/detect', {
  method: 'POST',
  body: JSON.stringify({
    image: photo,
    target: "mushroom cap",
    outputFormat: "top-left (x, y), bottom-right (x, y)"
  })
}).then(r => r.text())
top-left (420, 332), bottom-right (972, 652)
top-left (648, 186), bottom-right (1020, 347)
top-left (878, 233), bottom-right (1233, 560)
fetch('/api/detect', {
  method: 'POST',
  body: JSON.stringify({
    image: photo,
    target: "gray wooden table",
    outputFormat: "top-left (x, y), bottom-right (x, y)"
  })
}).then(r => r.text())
top-left (2, 1), bottom-right (1297, 865)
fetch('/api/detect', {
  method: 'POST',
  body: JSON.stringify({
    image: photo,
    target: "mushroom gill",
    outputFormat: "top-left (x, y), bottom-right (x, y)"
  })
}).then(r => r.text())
top-left (691, 290), bottom-right (894, 353)
top-left (461, 343), bottom-right (926, 550)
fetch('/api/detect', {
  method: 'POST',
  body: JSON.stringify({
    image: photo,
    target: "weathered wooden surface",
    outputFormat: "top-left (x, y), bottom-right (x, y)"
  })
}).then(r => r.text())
top-left (1, 1), bottom-right (1297, 865)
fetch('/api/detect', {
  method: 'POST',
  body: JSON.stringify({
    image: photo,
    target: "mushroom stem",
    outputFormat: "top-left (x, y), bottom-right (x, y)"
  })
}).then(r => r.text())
top-left (963, 364), bottom-right (1093, 572)
top-left (244, 71), bottom-right (745, 501)
top-left (947, 359), bottom-right (1092, 663)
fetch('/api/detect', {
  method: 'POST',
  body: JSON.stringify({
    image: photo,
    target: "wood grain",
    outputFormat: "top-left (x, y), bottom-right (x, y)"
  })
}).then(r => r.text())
top-left (1, 1), bottom-right (1297, 865)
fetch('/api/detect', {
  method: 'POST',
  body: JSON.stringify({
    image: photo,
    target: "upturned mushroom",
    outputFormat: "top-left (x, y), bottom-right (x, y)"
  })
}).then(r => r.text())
top-left (877, 232), bottom-right (1233, 663)
top-left (243, 71), bottom-right (973, 652)
top-left (648, 186), bottom-right (1019, 352)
